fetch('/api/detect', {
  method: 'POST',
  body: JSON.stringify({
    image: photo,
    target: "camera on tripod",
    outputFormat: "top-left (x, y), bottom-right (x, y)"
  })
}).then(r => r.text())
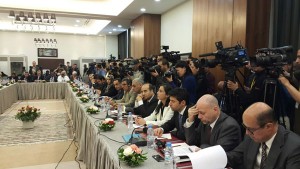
top-left (199, 41), bottom-right (249, 70)
top-left (250, 46), bottom-right (293, 78)
top-left (161, 45), bottom-right (181, 64)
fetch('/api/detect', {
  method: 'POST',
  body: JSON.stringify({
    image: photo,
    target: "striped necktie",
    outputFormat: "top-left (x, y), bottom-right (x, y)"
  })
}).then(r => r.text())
top-left (260, 142), bottom-right (267, 169)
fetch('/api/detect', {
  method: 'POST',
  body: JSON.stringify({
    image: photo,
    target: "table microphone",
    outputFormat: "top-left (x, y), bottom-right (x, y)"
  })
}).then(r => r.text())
top-left (128, 127), bottom-right (147, 146)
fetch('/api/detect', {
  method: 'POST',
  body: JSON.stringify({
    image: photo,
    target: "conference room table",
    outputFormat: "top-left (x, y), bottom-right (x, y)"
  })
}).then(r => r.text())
top-left (0, 82), bottom-right (192, 169)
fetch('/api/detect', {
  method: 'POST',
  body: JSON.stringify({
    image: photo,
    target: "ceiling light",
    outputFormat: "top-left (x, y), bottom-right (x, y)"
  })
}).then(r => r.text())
top-left (118, 25), bottom-right (122, 28)
top-left (34, 38), bottom-right (57, 47)
top-left (155, 0), bottom-right (161, 1)
top-left (74, 24), bottom-right (78, 27)
top-left (8, 10), bottom-right (56, 32)
top-left (108, 32), bottom-right (112, 34)
top-left (76, 20), bottom-right (80, 23)
top-left (140, 8), bottom-right (146, 12)
top-left (113, 28), bottom-right (117, 31)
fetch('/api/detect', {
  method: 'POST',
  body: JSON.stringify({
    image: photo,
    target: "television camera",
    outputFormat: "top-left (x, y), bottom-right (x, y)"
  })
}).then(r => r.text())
top-left (161, 45), bottom-right (181, 64)
top-left (250, 46), bottom-right (293, 78)
top-left (199, 41), bottom-right (248, 70)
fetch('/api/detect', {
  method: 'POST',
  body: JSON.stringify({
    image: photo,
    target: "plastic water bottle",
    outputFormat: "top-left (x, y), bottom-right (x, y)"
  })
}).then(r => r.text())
top-left (117, 104), bottom-right (123, 122)
top-left (164, 142), bottom-right (173, 165)
top-left (127, 112), bottom-right (133, 132)
top-left (147, 124), bottom-right (155, 149)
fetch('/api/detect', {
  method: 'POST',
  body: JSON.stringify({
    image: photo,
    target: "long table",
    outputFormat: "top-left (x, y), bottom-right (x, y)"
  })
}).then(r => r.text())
top-left (65, 85), bottom-right (168, 169)
top-left (0, 83), bottom-right (171, 169)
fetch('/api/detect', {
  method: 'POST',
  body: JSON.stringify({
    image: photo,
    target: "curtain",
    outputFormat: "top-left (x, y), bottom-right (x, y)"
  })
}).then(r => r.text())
top-left (271, 0), bottom-right (300, 57)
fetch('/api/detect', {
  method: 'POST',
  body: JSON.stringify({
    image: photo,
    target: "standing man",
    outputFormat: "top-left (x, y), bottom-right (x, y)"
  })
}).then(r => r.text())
top-left (184, 94), bottom-right (241, 151)
top-left (227, 102), bottom-right (300, 169)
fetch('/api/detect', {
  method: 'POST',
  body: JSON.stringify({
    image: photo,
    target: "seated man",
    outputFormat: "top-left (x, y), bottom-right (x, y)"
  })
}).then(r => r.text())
top-left (133, 83), bottom-right (158, 118)
top-left (33, 70), bottom-right (44, 81)
top-left (154, 88), bottom-right (196, 140)
top-left (111, 78), bottom-right (124, 100)
top-left (111, 78), bottom-right (137, 108)
top-left (184, 94), bottom-right (241, 151)
top-left (57, 71), bottom-right (70, 82)
top-left (20, 71), bottom-right (33, 82)
top-left (227, 102), bottom-right (300, 169)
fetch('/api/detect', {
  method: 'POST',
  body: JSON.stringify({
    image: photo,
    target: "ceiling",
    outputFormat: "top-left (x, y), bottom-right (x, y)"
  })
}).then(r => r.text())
top-left (0, 0), bottom-right (188, 36)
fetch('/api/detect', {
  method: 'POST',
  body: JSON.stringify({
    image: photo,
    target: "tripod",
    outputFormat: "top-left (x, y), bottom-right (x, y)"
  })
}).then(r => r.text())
top-left (263, 78), bottom-right (287, 128)
top-left (219, 69), bottom-right (244, 125)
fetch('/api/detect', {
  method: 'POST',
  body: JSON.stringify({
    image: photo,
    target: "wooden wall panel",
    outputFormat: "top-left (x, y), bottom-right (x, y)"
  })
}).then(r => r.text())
top-left (130, 14), bottom-right (161, 58)
top-left (192, 0), bottom-right (247, 86)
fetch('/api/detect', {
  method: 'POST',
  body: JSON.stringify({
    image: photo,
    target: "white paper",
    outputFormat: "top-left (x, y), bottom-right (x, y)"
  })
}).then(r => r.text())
top-left (156, 133), bottom-right (172, 139)
top-left (133, 124), bottom-right (143, 128)
top-left (187, 145), bottom-right (227, 169)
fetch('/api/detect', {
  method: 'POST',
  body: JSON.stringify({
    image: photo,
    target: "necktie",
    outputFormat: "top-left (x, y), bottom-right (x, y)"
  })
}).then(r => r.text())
top-left (206, 125), bottom-right (212, 144)
top-left (178, 113), bottom-right (183, 130)
top-left (260, 142), bottom-right (267, 169)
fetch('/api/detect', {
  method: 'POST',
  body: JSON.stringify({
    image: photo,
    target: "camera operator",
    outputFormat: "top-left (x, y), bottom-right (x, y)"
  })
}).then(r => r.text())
top-left (150, 58), bottom-right (177, 89)
top-left (175, 61), bottom-right (197, 104)
top-left (227, 61), bottom-right (267, 109)
top-left (189, 58), bottom-right (209, 100)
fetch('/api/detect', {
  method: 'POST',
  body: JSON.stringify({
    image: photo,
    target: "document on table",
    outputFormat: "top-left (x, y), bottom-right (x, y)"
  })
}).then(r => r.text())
top-left (187, 145), bottom-right (227, 169)
top-left (157, 133), bottom-right (172, 139)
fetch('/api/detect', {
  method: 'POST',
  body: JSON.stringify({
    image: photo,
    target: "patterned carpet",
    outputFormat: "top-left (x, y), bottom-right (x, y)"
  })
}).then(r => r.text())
top-left (0, 101), bottom-right (71, 146)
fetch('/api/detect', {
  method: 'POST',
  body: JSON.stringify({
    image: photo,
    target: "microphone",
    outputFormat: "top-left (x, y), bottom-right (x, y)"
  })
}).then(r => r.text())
top-left (128, 127), bottom-right (147, 146)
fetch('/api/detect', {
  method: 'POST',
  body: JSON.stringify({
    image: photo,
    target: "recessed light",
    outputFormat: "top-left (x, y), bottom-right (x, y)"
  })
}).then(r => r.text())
top-left (74, 24), bottom-right (78, 27)
top-left (76, 20), bottom-right (80, 23)
top-left (113, 28), bottom-right (117, 31)
top-left (109, 32), bottom-right (112, 34)
top-left (155, 0), bottom-right (160, 2)
top-left (118, 25), bottom-right (122, 28)
top-left (140, 8), bottom-right (146, 12)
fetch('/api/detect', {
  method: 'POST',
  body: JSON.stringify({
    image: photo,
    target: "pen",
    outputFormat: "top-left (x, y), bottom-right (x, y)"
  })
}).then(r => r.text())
top-left (188, 147), bottom-right (193, 153)
top-left (172, 145), bottom-right (181, 147)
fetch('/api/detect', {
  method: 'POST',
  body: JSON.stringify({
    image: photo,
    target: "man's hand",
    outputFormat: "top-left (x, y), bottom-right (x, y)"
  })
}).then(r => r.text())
top-left (187, 105), bottom-right (198, 122)
top-left (136, 94), bottom-right (143, 102)
top-left (166, 75), bottom-right (173, 82)
top-left (150, 70), bottom-right (159, 77)
top-left (278, 75), bottom-right (290, 86)
top-left (135, 117), bottom-right (146, 125)
top-left (154, 128), bottom-right (163, 137)
top-left (227, 80), bottom-right (239, 91)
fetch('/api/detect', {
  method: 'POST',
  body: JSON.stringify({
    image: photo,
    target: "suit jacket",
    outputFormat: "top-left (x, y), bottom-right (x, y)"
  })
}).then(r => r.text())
top-left (185, 112), bottom-right (241, 151)
top-left (161, 105), bottom-right (198, 140)
top-left (227, 125), bottom-right (300, 169)
top-left (133, 96), bottom-right (159, 118)
top-left (115, 89), bottom-right (137, 108)
top-left (20, 75), bottom-right (33, 82)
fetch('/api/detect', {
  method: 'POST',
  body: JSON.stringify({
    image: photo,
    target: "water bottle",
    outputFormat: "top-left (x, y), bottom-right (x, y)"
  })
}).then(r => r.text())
top-left (164, 142), bottom-right (173, 165)
top-left (117, 104), bottom-right (123, 122)
top-left (127, 112), bottom-right (133, 132)
top-left (147, 124), bottom-right (155, 149)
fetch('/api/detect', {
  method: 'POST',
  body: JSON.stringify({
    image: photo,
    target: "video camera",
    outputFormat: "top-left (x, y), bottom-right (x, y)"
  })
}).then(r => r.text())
top-left (250, 46), bottom-right (293, 78)
top-left (199, 41), bottom-right (248, 70)
top-left (161, 45), bottom-right (181, 64)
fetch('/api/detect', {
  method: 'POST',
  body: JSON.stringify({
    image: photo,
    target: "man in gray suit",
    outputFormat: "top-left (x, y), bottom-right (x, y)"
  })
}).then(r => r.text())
top-left (227, 102), bottom-right (300, 169)
top-left (184, 94), bottom-right (242, 151)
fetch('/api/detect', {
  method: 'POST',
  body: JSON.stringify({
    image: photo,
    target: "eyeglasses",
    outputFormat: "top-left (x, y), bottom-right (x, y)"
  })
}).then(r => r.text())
top-left (242, 123), bottom-right (265, 135)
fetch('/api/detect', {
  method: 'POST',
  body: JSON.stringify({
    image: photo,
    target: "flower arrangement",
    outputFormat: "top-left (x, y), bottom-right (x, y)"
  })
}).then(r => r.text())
top-left (87, 106), bottom-right (99, 114)
top-left (6, 82), bottom-right (10, 86)
top-left (99, 118), bottom-right (115, 131)
top-left (15, 106), bottom-right (41, 122)
top-left (76, 91), bottom-right (83, 97)
top-left (80, 95), bottom-right (89, 103)
top-left (0, 84), bottom-right (2, 89)
top-left (118, 144), bottom-right (147, 166)
top-left (72, 87), bottom-right (79, 92)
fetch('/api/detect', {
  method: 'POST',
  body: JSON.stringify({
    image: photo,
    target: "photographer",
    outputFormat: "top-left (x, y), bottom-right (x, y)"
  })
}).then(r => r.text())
top-left (150, 58), bottom-right (177, 89)
top-left (175, 61), bottom-right (197, 104)
top-left (227, 62), bottom-right (266, 109)
top-left (189, 58), bottom-right (210, 100)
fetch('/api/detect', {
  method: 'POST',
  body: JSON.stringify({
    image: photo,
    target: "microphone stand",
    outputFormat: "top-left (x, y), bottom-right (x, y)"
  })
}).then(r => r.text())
top-left (128, 126), bottom-right (147, 146)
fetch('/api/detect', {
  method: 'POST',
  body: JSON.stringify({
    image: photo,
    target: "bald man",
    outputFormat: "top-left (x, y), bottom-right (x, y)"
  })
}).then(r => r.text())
top-left (184, 94), bottom-right (241, 151)
top-left (227, 102), bottom-right (300, 169)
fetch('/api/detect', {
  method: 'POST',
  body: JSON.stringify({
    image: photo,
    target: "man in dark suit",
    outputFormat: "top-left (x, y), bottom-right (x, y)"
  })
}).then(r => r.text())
top-left (184, 94), bottom-right (241, 151)
top-left (134, 83), bottom-right (158, 118)
top-left (154, 88), bottom-right (196, 140)
top-left (227, 102), bottom-right (300, 169)
top-left (20, 71), bottom-right (33, 82)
